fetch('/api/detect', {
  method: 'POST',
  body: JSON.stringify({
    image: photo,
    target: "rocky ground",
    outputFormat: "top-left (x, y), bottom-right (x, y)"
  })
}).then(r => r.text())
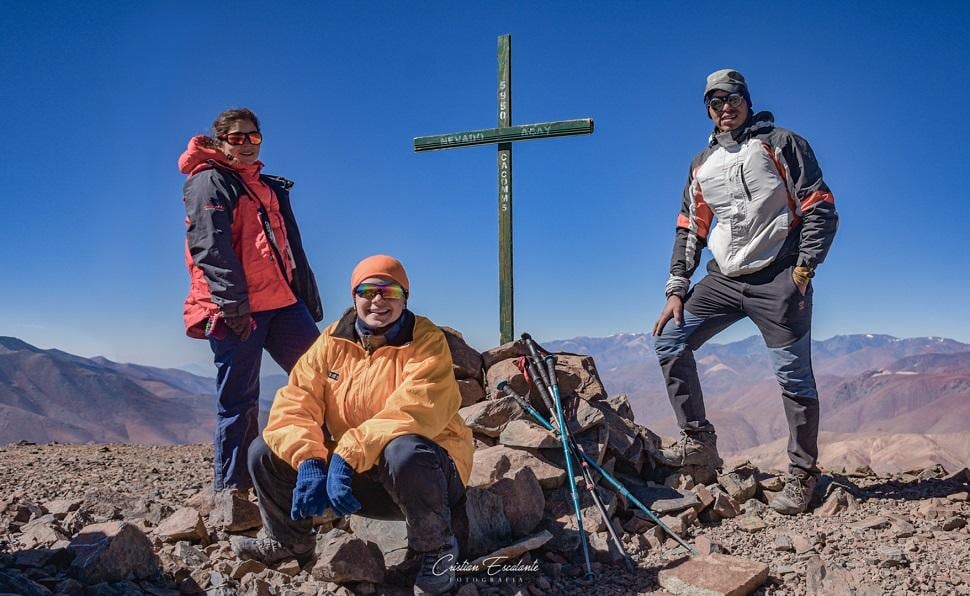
top-left (2, 337), bottom-right (968, 595)
top-left (0, 441), bottom-right (967, 595)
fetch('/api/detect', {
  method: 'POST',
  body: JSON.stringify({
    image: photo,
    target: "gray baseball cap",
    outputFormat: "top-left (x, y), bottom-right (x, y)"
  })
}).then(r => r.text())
top-left (704, 69), bottom-right (748, 99)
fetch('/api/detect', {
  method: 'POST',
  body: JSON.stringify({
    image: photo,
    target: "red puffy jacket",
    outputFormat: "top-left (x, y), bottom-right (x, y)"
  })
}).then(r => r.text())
top-left (179, 136), bottom-right (323, 338)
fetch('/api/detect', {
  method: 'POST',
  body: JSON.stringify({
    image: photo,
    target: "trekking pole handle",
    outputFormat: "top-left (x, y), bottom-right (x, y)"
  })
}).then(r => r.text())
top-left (525, 358), bottom-right (556, 414)
top-left (521, 333), bottom-right (552, 387)
top-left (543, 355), bottom-right (558, 388)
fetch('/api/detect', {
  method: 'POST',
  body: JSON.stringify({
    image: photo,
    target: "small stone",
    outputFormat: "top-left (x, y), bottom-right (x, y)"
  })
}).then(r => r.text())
top-left (947, 491), bottom-right (969, 502)
top-left (805, 555), bottom-right (854, 596)
top-left (498, 419), bottom-right (560, 449)
top-left (791, 533), bottom-right (815, 554)
top-left (891, 519), bottom-right (916, 539)
top-left (659, 514), bottom-right (686, 536)
top-left (772, 534), bottom-right (794, 552)
top-left (877, 546), bottom-right (908, 568)
top-left (742, 498), bottom-right (765, 516)
top-left (711, 489), bottom-right (740, 519)
top-left (758, 474), bottom-right (785, 492)
top-left (231, 559), bottom-right (266, 579)
top-left (815, 487), bottom-right (858, 517)
top-left (717, 469), bottom-right (758, 503)
top-left (276, 558), bottom-right (302, 577)
top-left (156, 507), bottom-right (208, 544)
top-left (849, 516), bottom-right (890, 531)
top-left (209, 490), bottom-right (262, 532)
top-left (658, 553), bottom-right (768, 595)
top-left (941, 516), bottom-right (967, 531)
top-left (735, 515), bottom-right (767, 533)
top-left (693, 535), bottom-right (727, 555)
top-left (692, 484), bottom-right (715, 512)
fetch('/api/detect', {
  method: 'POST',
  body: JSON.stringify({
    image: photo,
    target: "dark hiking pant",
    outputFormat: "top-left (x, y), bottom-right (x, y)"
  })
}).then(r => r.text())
top-left (209, 300), bottom-right (320, 490)
top-left (248, 434), bottom-right (466, 553)
top-left (654, 259), bottom-right (820, 475)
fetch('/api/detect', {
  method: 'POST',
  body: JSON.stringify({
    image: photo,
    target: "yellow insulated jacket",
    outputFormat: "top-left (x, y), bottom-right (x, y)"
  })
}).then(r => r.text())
top-left (263, 308), bottom-right (474, 485)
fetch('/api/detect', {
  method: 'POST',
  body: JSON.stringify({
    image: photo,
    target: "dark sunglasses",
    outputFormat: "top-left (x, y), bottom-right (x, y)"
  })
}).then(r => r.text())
top-left (220, 131), bottom-right (263, 146)
top-left (354, 282), bottom-right (407, 301)
top-left (707, 94), bottom-right (744, 112)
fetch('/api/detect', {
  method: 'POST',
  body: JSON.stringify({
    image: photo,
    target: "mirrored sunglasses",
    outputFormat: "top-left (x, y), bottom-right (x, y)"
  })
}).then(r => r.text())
top-left (220, 131), bottom-right (263, 146)
top-left (354, 282), bottom-right (407, 301)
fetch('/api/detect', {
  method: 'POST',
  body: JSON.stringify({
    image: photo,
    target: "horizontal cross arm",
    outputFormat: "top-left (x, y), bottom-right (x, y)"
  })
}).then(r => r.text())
top-left (414, 118), bottom-right (594, 152)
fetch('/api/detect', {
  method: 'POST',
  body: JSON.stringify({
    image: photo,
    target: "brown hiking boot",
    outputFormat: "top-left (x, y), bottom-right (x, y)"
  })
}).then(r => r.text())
top-left (655, 431), bottom-right (723, 469)
top-left (230, 536), bottom-right (314, 567)
top-left (770, 472), bottom-right (818, 515)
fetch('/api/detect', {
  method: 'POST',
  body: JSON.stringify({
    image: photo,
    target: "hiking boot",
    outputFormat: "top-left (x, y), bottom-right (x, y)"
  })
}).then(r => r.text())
top-left (230, 536), bottom-right (314, 567)
top-left (413, 535), bottom-right (459, 596)
top-left (770, 472), bottom-right (818, 515)
top-left (655, 431), bottom-right (723, 469)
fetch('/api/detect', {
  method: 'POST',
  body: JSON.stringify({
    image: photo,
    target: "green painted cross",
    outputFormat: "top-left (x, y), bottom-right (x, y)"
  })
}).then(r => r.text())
top-left (414, 34), bottom-right (594, 344)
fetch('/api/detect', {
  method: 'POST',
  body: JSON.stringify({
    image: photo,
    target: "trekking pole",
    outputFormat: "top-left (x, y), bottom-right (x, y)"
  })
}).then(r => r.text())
top-left (541, 356), bottom-right (596, 581)
top-left (520, 334), bottom-right (696, 554)
top-left (497, 381), bottom-right (634, 572)
top-left (541, 355), bottom-right (699, 556)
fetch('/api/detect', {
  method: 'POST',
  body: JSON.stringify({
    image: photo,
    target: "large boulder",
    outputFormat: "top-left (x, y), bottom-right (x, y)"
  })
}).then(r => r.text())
top-left (440, 326), bottom-right (484, 383)
top-left (460, 397), bottom-right (525, 437)
top-left (310, 528), bottom-right (385, 584)
top-left (458, 378), bottom-right (486, 408)
top-left (348, 517), bottom-right (408, 567)
top-left (488, 467), bottom-right (545, 537)
top-left (470, 445), bottom-right (565, 490)
top-left (464, 487), bottom-right (513, 557)
top-left (68, 521), bottom-right (160, 583)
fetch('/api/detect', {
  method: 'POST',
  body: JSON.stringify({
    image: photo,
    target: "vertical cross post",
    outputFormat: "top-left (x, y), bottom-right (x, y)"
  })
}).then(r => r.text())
top-left (413, 35), bottom-right (593, 346)
top-left (497, 35), bottom-right (513, 344)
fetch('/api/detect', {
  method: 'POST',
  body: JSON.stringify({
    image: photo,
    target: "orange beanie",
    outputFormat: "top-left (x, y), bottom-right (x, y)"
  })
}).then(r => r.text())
top-left (351, 255), bottom-right (410, 294)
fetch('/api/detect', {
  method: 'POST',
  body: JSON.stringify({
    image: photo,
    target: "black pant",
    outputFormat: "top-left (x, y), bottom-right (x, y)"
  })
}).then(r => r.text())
top-left (248, 434), bottom-right (466, 552)
top-left (654, 259), bottom-right (820, 475)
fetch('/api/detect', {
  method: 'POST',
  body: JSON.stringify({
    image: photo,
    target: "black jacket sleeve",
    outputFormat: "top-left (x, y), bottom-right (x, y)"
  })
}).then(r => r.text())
top-left (183, 170), bottom-right (250, 317)
top-left (781, 132), bottom-right (839, 270)
top-left (666, 160), bottom-right (711, 297)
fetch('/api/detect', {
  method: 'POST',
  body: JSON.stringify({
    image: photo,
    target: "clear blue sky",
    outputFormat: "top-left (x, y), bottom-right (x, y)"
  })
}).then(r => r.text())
top-left (2, 1), bottom-right (968, 370)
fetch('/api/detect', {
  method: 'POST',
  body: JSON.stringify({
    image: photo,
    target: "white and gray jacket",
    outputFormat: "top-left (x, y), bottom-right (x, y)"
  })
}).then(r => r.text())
top-left (665, 111), bottom-right (838, 298)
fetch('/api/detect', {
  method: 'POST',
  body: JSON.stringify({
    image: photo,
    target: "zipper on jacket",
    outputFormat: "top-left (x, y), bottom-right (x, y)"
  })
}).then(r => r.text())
top-left (740, 164), bottom-right (753, 201)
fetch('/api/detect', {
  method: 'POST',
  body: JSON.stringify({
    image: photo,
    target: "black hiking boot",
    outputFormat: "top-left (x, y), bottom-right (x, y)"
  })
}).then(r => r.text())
top-left (230, 536), bottom-right (314, 567)
top-left (770, 472), bottom-right (819, 515)
top-left (413, 535), bottom-right (459, 595)
top-left (655, 430), bottom-right (723, 469)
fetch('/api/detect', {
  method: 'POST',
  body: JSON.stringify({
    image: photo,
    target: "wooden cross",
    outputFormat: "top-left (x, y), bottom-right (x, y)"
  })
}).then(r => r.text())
top-left (414, 34), bottom-right (594, 344)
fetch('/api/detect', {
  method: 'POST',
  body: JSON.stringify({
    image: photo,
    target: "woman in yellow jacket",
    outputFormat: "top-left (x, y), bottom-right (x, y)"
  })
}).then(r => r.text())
top-left (232, 255), bottom-right (473, 596)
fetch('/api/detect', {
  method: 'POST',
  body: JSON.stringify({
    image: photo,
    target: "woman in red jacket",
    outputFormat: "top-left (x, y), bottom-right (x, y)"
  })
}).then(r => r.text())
top-left (179, 107), bottom-right (323, 492)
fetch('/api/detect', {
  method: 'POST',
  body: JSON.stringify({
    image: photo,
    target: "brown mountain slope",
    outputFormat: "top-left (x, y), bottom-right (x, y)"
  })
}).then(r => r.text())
top-left (732, 431), bottom-right (970, 474)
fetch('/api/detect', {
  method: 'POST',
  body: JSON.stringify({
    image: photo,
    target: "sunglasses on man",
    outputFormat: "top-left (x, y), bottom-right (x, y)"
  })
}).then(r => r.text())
top-left (220, 131), bottom-right (263, 146)
top-left (354, 282), bottom-right (407, 301)
top-left (706, 94), bottom-right (744, 112)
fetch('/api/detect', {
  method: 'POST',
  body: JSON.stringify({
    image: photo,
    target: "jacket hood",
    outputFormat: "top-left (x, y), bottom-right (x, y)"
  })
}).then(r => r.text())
top-left (178, 135), bottom-right (263, 178)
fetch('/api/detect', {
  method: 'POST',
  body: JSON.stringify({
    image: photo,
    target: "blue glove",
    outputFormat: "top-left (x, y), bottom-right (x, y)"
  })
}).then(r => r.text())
top-left (290, 458), bottom-right (331, 520)
top-left (326, 454), bottom-right (361, 517)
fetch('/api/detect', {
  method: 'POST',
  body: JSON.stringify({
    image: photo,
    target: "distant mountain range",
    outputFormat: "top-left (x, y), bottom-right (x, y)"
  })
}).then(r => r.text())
top-left (0, 337), bottom-right (215, 444)
top-left (546, 333), bottom-right (970, 456)
top-left (2, 333), bottom-right (968, 474)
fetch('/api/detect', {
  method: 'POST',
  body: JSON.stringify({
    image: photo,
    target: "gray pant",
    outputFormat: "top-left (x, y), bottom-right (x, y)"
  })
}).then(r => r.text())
top-left (248, 434), bottom-right (466, 552)
top-left (654, 259), bottom-right (820, 475)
